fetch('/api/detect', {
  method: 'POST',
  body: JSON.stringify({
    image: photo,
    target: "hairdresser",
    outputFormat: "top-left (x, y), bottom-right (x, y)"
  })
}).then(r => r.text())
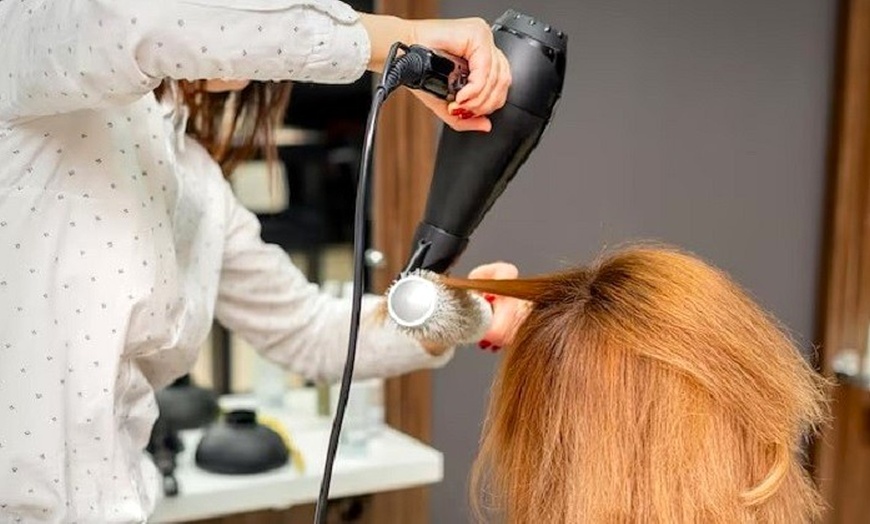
top-left (0, 1), bottom-right (523, 521)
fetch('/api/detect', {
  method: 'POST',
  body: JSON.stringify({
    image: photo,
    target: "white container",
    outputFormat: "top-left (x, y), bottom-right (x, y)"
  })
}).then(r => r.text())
top-left (253, 352), bottom-right (286, 409)
top-left (329, 379), bottom-right (384, 457)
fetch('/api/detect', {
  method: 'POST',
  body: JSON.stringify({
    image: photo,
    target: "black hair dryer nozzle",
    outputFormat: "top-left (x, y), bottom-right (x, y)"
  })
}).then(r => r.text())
top-left (401, 9), bottom-right (568, 274)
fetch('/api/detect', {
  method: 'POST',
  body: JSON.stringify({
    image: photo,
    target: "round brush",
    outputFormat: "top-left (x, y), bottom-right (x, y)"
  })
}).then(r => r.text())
top-left (385, 270), bottom-right (492, 348)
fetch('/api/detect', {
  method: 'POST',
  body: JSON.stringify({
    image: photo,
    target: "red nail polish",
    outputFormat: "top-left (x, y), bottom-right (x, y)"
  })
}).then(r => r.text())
top-left (450, 108), bottom-right (462, 117)
top-left (478, 340), bottom-right (492, 349)
top-left (491, 346), bottom-right (501, 352)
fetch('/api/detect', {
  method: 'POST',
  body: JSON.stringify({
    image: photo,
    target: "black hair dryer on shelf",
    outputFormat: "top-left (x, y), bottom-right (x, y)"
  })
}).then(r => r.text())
top-left (146, 375), bottom-right (219, 497)
top-left (402, 9), bottom-right (568, 274)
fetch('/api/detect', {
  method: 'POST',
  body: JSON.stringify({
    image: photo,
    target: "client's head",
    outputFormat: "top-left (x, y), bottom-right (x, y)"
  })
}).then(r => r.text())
top-left (444, 245), bottom-right (828, 523)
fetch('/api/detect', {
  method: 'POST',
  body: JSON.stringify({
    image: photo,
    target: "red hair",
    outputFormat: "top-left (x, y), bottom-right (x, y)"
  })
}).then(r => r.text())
top-left (444, 246), bottom-right (829, 523)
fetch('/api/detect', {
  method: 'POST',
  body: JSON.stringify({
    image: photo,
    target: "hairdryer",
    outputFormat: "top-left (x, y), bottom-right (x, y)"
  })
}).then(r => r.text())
top-left (386, 10), bottom-right (567, 334)
top-left (401, 9), bottom-right (568, 276)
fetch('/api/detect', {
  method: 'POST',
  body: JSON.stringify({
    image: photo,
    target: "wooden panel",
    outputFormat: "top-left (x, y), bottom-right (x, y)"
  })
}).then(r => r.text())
top-left (814, 0), bottom-right (870, 522)
top-left (364, 0), bottom-right (440, 522)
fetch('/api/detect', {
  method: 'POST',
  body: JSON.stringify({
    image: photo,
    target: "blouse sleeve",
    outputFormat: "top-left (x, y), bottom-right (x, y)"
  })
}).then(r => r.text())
top-left (0, 0), bottom-right (370, 122)
top-left (213, 180), bottom-right (455, 383)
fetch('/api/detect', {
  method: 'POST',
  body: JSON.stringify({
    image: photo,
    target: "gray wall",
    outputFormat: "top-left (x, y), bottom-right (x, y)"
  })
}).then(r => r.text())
top-left (432, 0), bottom-right (837, 522)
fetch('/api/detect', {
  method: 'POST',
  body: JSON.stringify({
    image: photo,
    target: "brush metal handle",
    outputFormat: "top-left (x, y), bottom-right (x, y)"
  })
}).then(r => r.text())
top-left (386, 274), bottom-right (439, 328)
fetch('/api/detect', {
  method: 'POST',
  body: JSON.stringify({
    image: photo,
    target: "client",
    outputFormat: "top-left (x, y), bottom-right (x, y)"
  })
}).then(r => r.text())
top-left (444, 246), bottom-right (829, 523)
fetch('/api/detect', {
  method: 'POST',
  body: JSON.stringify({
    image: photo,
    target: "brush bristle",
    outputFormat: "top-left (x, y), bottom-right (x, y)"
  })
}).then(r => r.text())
top-left (385, 270), bottom-right (492, 347)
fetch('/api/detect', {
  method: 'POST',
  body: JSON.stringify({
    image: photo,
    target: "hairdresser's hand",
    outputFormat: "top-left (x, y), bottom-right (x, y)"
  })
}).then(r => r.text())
top-left (360, 14), bottom-right (511, 132)
top-left (411, 18), bottom-right (511, 132)
top-left (468, 262), bottom-right (528, 351)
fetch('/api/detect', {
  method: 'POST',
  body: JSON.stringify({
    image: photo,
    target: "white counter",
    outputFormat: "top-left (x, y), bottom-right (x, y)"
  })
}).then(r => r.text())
top-left (150, 392), bottom-right (443, 523)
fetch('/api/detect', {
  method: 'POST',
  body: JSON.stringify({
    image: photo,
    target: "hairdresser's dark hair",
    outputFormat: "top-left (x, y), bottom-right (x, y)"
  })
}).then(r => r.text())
top-left (157, 80), bottom-right (292, 177)
top-left (444, 245), bottom-right (829, 523)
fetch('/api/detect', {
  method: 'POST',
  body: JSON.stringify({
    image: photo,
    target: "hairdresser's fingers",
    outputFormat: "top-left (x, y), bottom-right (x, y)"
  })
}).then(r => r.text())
top-left (470, 46), bottom-right (501, 115)
top-left (410, 90), bottom-right (492, 132)
top-left (448, 41), bottom-right (497, 115)
top-left (453, 19), bottom-right (494, 108)
top-left (467, 261), bottom-right (518, 280)
top-left (466, 51), bottom-right (509, 119)
top-left (467, 262), bottom-right (523, 347)
top-left (460, 45), bottom-right (508, 117)
top-left (484, 299), bottom-right (528, 348)
top-left (412, 18), bottom-right (501, 113)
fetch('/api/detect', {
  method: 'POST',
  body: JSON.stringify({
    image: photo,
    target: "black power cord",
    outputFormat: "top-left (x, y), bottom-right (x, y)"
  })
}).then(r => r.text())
top-left (313, 42), bottom-right (463, 524)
